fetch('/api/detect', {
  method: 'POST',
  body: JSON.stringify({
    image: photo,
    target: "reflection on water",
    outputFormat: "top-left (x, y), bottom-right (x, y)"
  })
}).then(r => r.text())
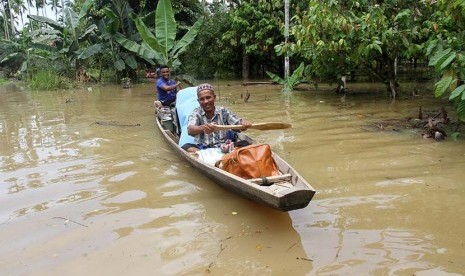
top-left (0, 82), bottom-right (464, 275)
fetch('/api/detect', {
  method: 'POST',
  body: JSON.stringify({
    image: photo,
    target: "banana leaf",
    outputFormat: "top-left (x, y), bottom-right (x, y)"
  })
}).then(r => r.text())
top-left (130, 13), bottom-right (165, 54)
top-left (171, 17), bottom-right (204, 59)
top-left (115, 33), bottom-right (161, 65)
top-left (78, 24), bottom-right (98, 41)
top-left (76, 44), bottom-right (102, 60)
top-left (78, 0), bottom-right (94, 22)
top-left (156, 0), bottom-right (176, 55)
top-left (124, 55), bottom-right (138, 69)
top-left (115, 59), bottom-right (125, 71)
top-left (27, 15), bottom-right (64, 32)
top-left (103, 7), bottom-right (120, 34)
top-left (64, 8), bottom-right (79, 34)
top-left (266, 71), bottom-right (283, 84)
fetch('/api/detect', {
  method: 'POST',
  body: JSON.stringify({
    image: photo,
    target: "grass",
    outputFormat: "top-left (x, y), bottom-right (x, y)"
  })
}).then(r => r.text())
top-left (0, 78), bottom-right (9, 85)
top-left (28, 70), bottom-right (74, 90)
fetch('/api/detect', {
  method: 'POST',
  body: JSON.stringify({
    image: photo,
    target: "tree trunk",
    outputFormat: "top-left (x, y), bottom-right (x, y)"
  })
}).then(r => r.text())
top-left (7, 0), bottom-right (15, 37)
top-left (388, 57), bottom-right (398, 99)
top-left (1, 6), bottom-right (10, 39)
top-left (42, 0), bottom-right (47, 17)
top-left (242, 48), bottom-right (249, 81)
top-left (284, 0), bottom-right (289, 81)
top-left (389, 79), bottom-right (397, 99)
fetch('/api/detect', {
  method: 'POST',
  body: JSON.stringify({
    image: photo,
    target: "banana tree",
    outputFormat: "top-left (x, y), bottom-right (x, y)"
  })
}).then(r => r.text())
top-left (266, 62), bottom-right (305, 92)
top-left (115, 0), bottom-right (203, 70)
top-left (0, 28), bottom-right (52, 77)
top-left (92, 1), bottom-right (139, 81)
top-left (27, 0), bottom-right (98, 75)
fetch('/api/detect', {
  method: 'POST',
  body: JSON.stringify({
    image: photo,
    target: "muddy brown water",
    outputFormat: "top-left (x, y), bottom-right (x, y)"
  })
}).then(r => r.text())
top-left (1, 81), bottom-right (464, 275)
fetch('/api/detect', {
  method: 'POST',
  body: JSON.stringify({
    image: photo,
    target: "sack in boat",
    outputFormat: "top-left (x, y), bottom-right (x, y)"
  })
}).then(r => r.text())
top-left (215, 144), bottom-right (279, 179)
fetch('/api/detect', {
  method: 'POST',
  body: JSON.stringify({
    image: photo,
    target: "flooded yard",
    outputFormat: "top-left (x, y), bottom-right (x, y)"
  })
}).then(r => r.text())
top-left (1, 81), bottom-right (464, 275)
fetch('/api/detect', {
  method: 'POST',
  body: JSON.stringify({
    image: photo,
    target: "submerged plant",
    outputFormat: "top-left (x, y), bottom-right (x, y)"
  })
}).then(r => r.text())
top-left (266, 62), bottom-right (305, 92)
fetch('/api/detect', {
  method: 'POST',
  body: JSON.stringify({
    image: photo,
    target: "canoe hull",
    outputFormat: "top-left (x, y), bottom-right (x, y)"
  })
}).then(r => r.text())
top-left (156, 115), bottom-right (316, 211)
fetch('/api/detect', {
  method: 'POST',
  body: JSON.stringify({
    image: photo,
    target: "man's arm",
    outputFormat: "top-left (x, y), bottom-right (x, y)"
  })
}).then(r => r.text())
top-left (188, 124), bottom-right (215, 136)
top-left (223, 107), bottom-right (252, 129)
top-left (160, 81), bottom-right (181, 92)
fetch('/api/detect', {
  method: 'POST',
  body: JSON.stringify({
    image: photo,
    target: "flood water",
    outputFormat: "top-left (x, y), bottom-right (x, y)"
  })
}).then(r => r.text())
top-left (1, 80), bottom-right (464, 275)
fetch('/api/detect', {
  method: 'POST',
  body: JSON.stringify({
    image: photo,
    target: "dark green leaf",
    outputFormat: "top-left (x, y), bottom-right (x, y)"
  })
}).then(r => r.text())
top-left (457, 100), bottom-right (465, 122)
top-left (27, 15), bottom-right (64, 32)
top-left (439, 52), bottom-right (456, 70)
top-left (78, 0), bottom-right (94, 21)
top-left (124, 55), bottom-right (138, 69)
top-left (449, 84), bottom-right (465, 100)
top-left (77, 44), bottom-right (102, 60)
top-left (266, 71), bottom-right (284, 84)
top-left (115, 59), bottom-right (125, 71)
top-left (434, 76), bottom-right (453, 97)
top-left (429, 48), bottom-right (451, 67)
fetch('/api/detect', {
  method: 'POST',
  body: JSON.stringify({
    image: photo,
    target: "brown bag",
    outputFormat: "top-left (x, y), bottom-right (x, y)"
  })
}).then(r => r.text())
top-left (215, 144), bottom-right (279, 179)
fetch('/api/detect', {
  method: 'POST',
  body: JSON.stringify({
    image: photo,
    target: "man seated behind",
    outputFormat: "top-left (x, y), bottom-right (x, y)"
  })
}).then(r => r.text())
top-left (182, 83), bottom-right (252, 153)
top-left (154, 65), bottom-right (181, 108)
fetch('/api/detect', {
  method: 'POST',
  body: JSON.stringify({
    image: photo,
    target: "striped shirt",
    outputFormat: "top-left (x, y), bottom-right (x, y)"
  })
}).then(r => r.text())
top-left (187, 106), bottom-right (242, 147)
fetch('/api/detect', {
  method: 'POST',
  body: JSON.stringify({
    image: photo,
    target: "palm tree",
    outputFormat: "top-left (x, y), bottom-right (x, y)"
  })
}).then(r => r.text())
top-left (10, 0), bottom-right (27, 29)
top-left (1, 2), bottom-right (10, 39)
top-left (6, 0), bottom-right (15, 38)
top-left (48, 0), bottom-right (58, 20)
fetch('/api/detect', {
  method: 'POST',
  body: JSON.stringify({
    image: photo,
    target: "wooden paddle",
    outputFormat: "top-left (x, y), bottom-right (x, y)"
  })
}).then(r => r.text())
top-left (213, 122), bottom-right (292, 131)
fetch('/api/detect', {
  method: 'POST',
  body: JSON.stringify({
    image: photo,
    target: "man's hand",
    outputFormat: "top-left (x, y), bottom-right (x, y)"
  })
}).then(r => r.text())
top-left (240, 119), bottom-right (252, 130)
top-left (202, 123), bottom-right (216, 134)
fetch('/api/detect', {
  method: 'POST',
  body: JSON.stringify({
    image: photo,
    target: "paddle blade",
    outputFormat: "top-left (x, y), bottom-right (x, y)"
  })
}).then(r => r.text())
top-left (250, 122), bottom-right (292, 130)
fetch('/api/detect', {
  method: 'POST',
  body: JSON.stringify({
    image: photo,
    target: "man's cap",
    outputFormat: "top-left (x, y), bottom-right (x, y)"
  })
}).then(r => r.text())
top-left (197, 83), bottom-right (214, 94)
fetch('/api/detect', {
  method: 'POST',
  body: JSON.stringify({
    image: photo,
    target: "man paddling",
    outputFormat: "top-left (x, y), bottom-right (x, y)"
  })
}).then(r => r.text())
top-left (182, 83), bottom-right (252, 152)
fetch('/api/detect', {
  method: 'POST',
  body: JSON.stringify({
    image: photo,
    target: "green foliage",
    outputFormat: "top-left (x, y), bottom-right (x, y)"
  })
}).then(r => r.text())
top-left (181, 2), bottom-right (241, 78)
top-left (451, 132), bottom-right (460, 141)
top-left (450, 85), bottom-right (465, 100)
top-left (266, 62), bottom-right (305, 91)
top-left (428, 48), bottom-right (455, 71)
top-left (221, 0), bottom-right (284, 77)
top-left (28, 70), bottom-right (73, 90)
top-left (458, 101), bottom-right (465, 121)
top-left (117, 0), bottom-right (203, 70)
top-left (425, 0), bottom-right (465, 121)
top-left (222, 0), bottom-right (283, 55)
top-left (0, 28), bottom-right (55, 78)
top-left (434, 76), bottom-right (454, 97)
top-left (93, 1), bottom-right (141, 80)
top-left (27, 0), bottom-right (97, 61)
top-left (287, 0), bottom-right (433, 91)
top-left (26, 0), bottom-right (100, 79)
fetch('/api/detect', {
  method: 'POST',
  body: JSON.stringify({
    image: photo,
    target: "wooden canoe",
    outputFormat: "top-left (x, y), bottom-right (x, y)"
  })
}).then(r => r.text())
top-left (155, 113), bottom-right (316, 212)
